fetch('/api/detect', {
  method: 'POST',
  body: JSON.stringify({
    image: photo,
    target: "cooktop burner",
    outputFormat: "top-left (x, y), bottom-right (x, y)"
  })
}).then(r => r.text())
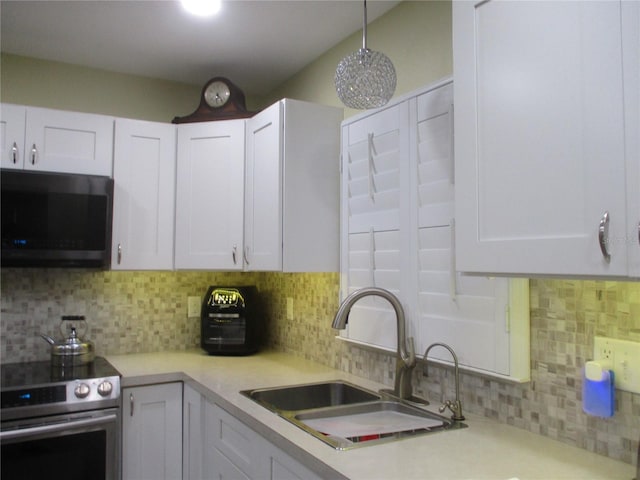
top-left (1, 356), bottom-right (119, 388)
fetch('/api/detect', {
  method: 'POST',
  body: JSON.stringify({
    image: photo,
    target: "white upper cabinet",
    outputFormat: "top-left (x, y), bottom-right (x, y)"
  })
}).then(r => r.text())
top-left (245, 99), bottom-right (342, 272)
top-left (112, 118), bottom-right (176, 270)
top-left (244, 102), bottom-right (283, 271)
top-left (0, 104), bottom-right (26, 169)
top-left (1, 104), bottom-right (113, 176)
top-left (454, 0), bottom-right (637, 278)
top-left (175, 120), bottom-right (246, 270)
top-left (623, 0), bottom-right (640, 278)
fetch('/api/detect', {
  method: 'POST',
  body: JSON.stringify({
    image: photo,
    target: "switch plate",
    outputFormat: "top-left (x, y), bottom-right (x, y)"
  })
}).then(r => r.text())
top-left (593, 336), bottom-right (640, 394)
top-left (286, 297), bottom-right (294, 320)
top-left (187, 296), bottom-right (201, 318)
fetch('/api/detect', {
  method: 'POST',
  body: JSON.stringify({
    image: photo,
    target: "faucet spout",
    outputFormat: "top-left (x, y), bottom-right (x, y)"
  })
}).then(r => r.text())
top-left (332, 287), bottom-right (416, 399)
top-left (423, 342), bottom-right (465, 421)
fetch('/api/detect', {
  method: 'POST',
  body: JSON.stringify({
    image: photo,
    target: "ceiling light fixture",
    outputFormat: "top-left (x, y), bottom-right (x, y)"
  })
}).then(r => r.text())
top-left (334, 0), bottom-right (396, 110)
top-left (181, 0), bottom-right (222, 17)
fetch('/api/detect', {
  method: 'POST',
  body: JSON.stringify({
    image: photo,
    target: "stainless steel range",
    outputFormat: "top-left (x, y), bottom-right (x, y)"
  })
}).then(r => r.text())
top-left (1, 356), bottom-right (121, 480)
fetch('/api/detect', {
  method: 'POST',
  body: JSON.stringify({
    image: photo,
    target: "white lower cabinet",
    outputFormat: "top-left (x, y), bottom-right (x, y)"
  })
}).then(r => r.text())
top-left (204, 401), bottom-right (322, 480)
top-left (183, 384), bottom-right (204, 480)
top-left (122, 383), bottom-right (324, 479)
top-left (122, 383), bottom-right (183, 480)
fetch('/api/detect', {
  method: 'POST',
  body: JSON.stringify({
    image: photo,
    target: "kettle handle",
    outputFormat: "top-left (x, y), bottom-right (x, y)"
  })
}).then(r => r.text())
top-left (60, 315), bottom-right (88, 338)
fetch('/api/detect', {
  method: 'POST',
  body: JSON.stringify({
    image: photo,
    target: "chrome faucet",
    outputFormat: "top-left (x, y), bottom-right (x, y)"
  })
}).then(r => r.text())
top-left (423, 342), bottom-right (465, 421)
top-left (332, 287), bottom-right (416, 400)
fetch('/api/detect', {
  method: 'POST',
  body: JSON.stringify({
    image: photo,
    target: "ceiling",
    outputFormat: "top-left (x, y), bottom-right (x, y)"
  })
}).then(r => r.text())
top-left (0, 0), bottom-right (400, 96)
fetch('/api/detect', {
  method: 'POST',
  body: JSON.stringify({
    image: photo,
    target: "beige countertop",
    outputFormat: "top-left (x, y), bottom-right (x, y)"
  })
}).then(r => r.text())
top-left (106, 350), bottom-right (636, 480)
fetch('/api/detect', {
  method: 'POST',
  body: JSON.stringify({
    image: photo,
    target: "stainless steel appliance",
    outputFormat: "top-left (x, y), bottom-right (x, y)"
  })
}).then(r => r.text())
top-left (1, 169), bottom-right (114, 268)
top-left (1, 357), bottom-right (121, 480)
top-left (201, 286), bottom-right (262, 355)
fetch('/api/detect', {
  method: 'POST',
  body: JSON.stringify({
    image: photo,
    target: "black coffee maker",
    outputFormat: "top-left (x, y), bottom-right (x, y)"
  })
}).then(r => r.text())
top-left (201, 286), bottom-right (261, 355)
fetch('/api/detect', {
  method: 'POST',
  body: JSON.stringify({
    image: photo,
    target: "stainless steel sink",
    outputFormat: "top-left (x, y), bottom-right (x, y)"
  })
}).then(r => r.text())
top-left (241, 381), bottom-right (467, 450)
top-left (293, 400), bottom-right (465, 450)
top-left (241, 380), bottom-right (380, 412)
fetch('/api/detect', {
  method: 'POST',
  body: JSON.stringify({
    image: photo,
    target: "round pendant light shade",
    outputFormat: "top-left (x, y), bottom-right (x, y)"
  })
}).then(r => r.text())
top-left (335, 0), bottom-right (396, 110)
top-left (335, 48), bottom-right (396, 109)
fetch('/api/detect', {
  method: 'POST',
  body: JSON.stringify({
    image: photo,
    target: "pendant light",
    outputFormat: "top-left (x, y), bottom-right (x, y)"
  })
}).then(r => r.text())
top-left (334, 0), bottom-right (396, 110)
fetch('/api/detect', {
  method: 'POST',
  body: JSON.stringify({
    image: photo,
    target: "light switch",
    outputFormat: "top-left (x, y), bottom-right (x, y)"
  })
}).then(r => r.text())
top-left (594, 336), bottom-right (640, 394)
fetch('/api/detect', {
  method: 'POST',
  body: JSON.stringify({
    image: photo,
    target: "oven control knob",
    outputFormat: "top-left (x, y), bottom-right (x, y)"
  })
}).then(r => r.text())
top-left (97, 381), bottom-right (113, 397)
top-left (74, 382), bottom-right (91, 399)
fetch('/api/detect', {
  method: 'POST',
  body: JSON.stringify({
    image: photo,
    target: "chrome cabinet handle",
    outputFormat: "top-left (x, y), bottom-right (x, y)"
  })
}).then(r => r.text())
top-left (11, 142), bottom-right (19, 164)
top-left (598, 211), bottom-right (611, 262)
top-left (243, 246), bottom-right (250, 265)
top-left (232, 245), bottom-right (237, 265)
top-left (130, 393), bottom-right (134, 416)
top-left (30, 144), bottom-right (38, 165)
top-left (117, 244), bottom-right (122, 264)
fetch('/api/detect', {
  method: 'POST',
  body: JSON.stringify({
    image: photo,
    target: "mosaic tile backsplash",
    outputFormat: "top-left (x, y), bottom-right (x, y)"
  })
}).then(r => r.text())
top-left (1, 268), bottom-right (639, 465)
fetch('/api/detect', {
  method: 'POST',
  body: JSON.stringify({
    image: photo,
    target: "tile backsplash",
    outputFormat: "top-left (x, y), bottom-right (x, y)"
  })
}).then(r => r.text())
top-left (1, 268), bottom-right (639, 465)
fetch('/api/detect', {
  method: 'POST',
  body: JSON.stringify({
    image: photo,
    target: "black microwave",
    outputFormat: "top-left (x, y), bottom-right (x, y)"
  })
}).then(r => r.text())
top-left (1, 169), bottom-right (114, 268)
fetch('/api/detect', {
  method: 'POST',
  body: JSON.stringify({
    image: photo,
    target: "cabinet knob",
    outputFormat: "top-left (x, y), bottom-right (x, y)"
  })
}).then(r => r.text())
top-left (598, 211), bottom-right (611, 262)
top-left (117, 244), bottom-right (122, 265)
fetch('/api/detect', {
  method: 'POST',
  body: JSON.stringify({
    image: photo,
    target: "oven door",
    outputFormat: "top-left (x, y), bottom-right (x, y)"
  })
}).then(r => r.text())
top-left (1, 407), bottom-right (120, 480)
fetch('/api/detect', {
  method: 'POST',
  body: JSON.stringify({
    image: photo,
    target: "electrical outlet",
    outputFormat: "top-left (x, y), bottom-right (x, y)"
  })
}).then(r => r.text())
top-left (187, 296), bottom-right (201, 318)
top-left (593, 336), bottom-right (640, 394)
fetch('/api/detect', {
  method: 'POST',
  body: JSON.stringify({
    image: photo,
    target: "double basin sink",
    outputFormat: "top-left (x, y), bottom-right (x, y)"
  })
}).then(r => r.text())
top-left (241, 380), bottom-right (466, 450)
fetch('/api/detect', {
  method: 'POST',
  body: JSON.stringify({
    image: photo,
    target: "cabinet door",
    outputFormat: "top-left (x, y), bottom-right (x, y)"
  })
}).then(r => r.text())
top-left (205, 401), bottom-right (257, 478)
top-left (454, 0), bottom-right (628, 276)
top-left (280, 99), bottom-right (342, 272)
top-left (24, 107), bottom-right (113, 176)
top-left (0, 104), bottom-right (26, 169)
top-left (122, 383), bottom-right (183, 480)
top-left (175, 120), bottom-right (245, 270)
top-left (112, 119), bottom-right (176, 270)
top-left (245, 102), bottom-right (282, 271)
top-left (624, 0), bottom-right (640, 278)
top-left (183, 384), bottom-right (204, 480)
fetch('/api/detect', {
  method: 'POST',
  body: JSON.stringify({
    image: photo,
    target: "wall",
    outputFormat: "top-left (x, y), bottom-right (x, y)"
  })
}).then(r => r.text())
top-left (263, 0), bottom-right (452, 116)
top-left (1, 0), bottom-right (639, 466)
top-left (0, 54), bottom-right (203, 122)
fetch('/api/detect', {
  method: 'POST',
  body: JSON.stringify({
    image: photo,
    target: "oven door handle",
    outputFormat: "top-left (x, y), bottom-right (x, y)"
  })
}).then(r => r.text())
top-left (0, 413), bottom-right (117, 441)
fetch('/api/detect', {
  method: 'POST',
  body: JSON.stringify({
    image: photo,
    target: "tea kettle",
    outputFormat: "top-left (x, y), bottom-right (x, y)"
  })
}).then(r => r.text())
top-left (40, 315), bottom-right (95, 367)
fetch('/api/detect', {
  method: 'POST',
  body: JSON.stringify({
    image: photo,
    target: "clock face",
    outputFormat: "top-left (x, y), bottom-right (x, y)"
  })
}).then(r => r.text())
top-left (204, 81), bottom-right (231, 108)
